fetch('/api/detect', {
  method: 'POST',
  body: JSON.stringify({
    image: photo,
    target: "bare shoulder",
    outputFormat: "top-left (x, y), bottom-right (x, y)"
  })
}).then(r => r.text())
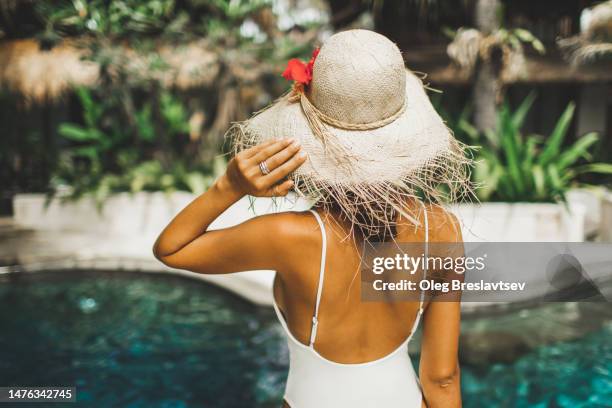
top-left (396, 201), bottom-right (462, 243)
top-left (255, 210), bottom-right (319, 239)
top-left (251, 210), bottom-right (322, 261)
top-left (424, 204), bottom-right (462, 243)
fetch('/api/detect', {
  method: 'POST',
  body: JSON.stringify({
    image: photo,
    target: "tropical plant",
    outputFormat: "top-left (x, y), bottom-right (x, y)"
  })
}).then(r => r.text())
top-left (0, 0), bottom-right (326, 205)
top-left (430, 94), bottom-right (477, 144)
top-left (29, 0), bottom-right (271, 41)
top-left (52, 86), bottom-right (225, 206)
top-left (470, 94), bottom-right (612, 202)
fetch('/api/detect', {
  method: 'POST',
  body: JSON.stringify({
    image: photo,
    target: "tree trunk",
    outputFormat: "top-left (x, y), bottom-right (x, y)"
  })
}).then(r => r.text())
top-left (326, 0), bottom-right (368, 30)
top-left (473, 0), bottom-right (501, 133)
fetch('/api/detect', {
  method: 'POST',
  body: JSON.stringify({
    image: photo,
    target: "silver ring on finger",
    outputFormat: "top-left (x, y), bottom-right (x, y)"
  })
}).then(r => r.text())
top-left (259, 160), bottom-right (271, 175)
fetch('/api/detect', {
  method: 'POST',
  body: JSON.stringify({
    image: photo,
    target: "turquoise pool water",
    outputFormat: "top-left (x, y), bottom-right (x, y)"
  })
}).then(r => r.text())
top-left (0, 270), bottom-right (609, 407)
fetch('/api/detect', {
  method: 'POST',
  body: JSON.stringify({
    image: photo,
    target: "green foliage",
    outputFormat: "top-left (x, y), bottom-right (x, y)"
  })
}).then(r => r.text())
top-left (11, 0), bottom-right (315, 72)
top-left (52, 86), bottom-right (225, 205)
top-left (207, 0), bottom-right (270, 20)
top-left (499, 28), bottom-right (546, 55)
top-left (431, 94), bottom-right (479, 142)
top-left (472, 94), bottom-right (612, 202)
top-left (1, 0), bottom-right (325, 204)
top-left (35, 0), bottom-right (175, 38)
top-left (32, 0), bottom-right (271, 40)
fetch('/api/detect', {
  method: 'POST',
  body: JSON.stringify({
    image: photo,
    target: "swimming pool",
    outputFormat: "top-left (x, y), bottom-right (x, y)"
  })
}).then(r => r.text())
top-left (0, 270), bottom-right (609, 407)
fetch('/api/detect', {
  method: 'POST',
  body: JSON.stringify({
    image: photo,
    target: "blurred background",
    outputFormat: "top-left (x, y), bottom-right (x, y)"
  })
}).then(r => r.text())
top-left (1, 0), bottom-right (612, 209)
top-left (0, 1), bottom-right (611, 407)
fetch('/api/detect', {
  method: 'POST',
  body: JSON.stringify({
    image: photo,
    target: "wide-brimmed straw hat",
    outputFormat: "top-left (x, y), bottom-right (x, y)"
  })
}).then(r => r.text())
top-left (228, 29), bottom-right (471, 236)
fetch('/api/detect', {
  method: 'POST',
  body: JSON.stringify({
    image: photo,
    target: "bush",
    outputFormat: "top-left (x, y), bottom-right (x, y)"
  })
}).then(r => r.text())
top-left (52, 86), bottom-right (225, 205)
top-left (467, 94), bottom-right (612, 202)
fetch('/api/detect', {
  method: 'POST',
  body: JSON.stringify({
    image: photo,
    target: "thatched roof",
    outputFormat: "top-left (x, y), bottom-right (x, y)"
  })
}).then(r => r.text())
top-left (3, 35), bottom-right (610, 105)
top-left (0, 38), bottom-right (221, 103)
top-left (114, 41), bottom-right (220, 89)
top-left (0, 39), bottom-right (98, 103)
top-left (558, 0), bottom-right (612, 66)
top-left (405, 45), bottom-right (612, 84)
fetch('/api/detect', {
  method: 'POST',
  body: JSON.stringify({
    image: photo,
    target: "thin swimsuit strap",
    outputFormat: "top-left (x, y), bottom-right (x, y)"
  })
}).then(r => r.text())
top-left (419, 206), bottom-right (429, 311)
top-left (306, 207), bottom-right (429, 346)
top-left (307, 209), bottom-right (327, 347)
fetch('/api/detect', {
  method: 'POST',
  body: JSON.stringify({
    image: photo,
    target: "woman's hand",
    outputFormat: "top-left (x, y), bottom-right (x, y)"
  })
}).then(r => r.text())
top-left (220, 138), bottom-right (306, 198)
top-left (153, 137), bottom-right (306, 266)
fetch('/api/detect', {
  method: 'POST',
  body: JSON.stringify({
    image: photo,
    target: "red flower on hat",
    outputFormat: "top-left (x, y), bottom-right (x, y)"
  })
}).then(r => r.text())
top-left (282, 47), bottom-right (320, 86)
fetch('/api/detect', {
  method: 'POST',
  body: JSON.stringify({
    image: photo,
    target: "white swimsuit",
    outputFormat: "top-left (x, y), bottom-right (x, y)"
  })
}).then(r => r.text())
top-left (272, 209), bottom-right (429, 408)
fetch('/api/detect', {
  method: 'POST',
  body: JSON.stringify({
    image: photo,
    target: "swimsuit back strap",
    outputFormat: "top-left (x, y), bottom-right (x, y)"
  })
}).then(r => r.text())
top-left (407, 206), bottom-right (430, 338)
top-left (419, 207), bottom-right (429, 311)
top-left (308, 209), bottom-right (327, 347)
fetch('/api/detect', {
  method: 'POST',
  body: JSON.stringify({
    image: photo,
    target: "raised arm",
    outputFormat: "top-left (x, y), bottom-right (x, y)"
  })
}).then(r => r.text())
top-left (152, 138), bottom-right (306, 274)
